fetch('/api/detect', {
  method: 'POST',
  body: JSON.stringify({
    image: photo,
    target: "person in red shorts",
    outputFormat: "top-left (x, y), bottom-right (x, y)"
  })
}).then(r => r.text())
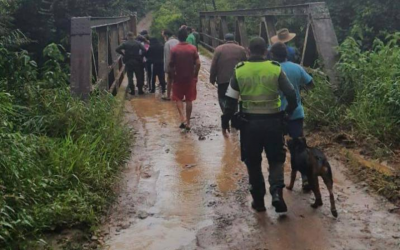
top-left (169, 26), bottom-right (201, 131)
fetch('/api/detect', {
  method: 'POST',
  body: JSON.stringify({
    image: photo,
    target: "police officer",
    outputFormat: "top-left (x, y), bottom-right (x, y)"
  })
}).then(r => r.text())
top-left (222, 37), bottom-right (298, 213)
top-left (116, 32), bottom-right (146, 95)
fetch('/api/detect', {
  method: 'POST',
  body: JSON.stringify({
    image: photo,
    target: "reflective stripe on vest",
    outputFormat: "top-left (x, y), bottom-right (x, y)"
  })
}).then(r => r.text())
top-left (235, 61), bottom-right (281, 114)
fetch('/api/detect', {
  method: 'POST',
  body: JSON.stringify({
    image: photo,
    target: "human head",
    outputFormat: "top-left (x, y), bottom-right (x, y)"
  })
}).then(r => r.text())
top-left (178, 26), bottom-right (188, 42)
top-left (140, 30), bottom-right (148, 36)
top-left (186, 26), bottom-right (193, 34)
top-left (163, 29), bottom-right (173, 39)
top-left (270, 42), bottom-right (288, 63)
top-left (127, 32), bottom-right (134, 41)
top-left (249, 37), bottom-right (267, 56)
top-left (224, 33), bottom-right (234, 42)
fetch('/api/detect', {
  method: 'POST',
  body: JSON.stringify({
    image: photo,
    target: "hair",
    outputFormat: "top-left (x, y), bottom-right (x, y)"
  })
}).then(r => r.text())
top-left (270, 42), bottom-right (288, 62)
top-left (224, 33), bottom-right (234, 41)
top-left (163, 29), bottom-right (173, 38)
top-left (186, 26), bottom-right (193, 33)
top-left (249, 37), bottom-right (267, 55)
top-left (140, 30), bottom-right (148, 36)
top-left (178, 27), bottom-right (188, 42)
top-left (127, 32), bottom-right (134, 40)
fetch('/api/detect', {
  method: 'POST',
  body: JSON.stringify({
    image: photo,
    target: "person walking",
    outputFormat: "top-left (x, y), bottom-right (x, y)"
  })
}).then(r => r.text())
top-left (186, 27), bottom-right (198, 50)
top-left (221, 37), bottom-right (297, 213)
top-left (210, 33), bottom-right (247, 111)
top-left (169, 27), bottom-right (201, 131)
top-left (270, 28), bottom-right (298, 62)
top-left (270, 42), bottom-right (314, 191)
top-left (162, 29), bottom-right (179, 100)
top-left (116, 32), bottom-right (146, 95)
top-left (146, 37), bottom-right (167, 95)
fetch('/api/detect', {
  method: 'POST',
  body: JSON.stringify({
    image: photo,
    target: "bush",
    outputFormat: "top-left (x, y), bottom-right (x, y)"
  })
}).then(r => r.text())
top-left (0, 44), bottom-right (132, 248)
top-left (150, 1), bottom-right (185, 40)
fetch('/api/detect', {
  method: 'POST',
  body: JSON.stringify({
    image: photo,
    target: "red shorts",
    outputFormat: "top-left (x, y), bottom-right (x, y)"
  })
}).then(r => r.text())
top-left (172, 78), bottom-right (197, 102)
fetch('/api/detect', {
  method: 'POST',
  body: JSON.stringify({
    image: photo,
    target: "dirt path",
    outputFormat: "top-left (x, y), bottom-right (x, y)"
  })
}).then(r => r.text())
top-left (101, 17), bottom-right (400, 250)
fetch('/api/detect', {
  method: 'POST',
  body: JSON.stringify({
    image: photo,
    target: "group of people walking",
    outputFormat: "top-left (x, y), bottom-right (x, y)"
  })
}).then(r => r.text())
top-left (117, 26), bottom-right (314, 214)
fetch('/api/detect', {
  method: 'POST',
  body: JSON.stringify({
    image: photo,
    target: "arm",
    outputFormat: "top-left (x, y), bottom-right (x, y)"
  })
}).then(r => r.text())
top-left (194, 51), bottom-right (201, 78)
top-left (300, 67), bottom-right (314, 90)
top-left (278, 71), bottom-right (298, 114)
top-left (168, 50), bottom-right (175, 77)
top-left (164, 43), bottom-right (171, 72)
top-left (116, 44), bottom-right (125, 56)
top-left (304, 80), bottom-right (315, 90)
top-left (221, 74), bottom-right (240, 136)
top-left (209, 49), bottom-right (220, 84)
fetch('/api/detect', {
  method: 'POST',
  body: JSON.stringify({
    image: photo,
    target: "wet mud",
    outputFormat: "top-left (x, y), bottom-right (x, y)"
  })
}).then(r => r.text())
top-left (101, 54), bottom-right (400, 250)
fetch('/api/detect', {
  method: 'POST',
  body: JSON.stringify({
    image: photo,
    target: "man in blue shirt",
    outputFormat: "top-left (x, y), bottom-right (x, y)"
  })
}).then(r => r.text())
top-left (270, 28), bottom-right (298, 62)
top-left (270, 42), bottom-right (314, 191)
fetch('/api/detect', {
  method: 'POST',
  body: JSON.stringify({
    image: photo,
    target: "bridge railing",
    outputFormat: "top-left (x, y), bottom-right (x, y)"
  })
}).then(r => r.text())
top-left (70, 14), bottom-right (137, 99)
top-left (199, 2), bottom-right (339, 86)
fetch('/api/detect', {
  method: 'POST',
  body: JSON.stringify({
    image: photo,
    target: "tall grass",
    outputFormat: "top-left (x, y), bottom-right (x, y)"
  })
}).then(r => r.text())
top-left (304, 33), bottom-right (400, 148)
top-left (0, 44), bottom-right (132, 248)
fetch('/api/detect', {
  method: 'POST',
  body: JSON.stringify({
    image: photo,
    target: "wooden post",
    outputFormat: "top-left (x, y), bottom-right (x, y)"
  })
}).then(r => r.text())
top-left (97, 26), bottom-right (109, 90)
top-left (219, 16), bottom-right (228, 40)
top-left (109, 25), bottom-right (120, 83)
top-left (118, 24), bottom-right (125, 44)
top-left (301, 19), bottom-right (311, 66)
top-left (309, 2), bottom-right (339, 86)
top-left (237, 16), bottom-right (248, 48)
top-left (235, 19), bottom-right (240, 44)
top-left (209, 16), bottom-right (218, 48)
top-left (264, 16), bottom-right (276, 45)
top-left (70, 17), bottom-right (92, 100)
top-left (130, 15), bottom-right (137, 35)
top-left (203, 17), bottom-right (210, 45)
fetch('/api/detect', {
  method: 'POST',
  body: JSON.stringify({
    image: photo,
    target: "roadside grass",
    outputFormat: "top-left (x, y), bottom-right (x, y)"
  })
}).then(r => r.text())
top-left (0, 44), bottom-right (132, 249)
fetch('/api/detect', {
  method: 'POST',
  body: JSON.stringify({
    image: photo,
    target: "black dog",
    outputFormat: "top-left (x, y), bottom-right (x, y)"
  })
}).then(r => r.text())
top-left (287, 137), bottom-right (338, 218)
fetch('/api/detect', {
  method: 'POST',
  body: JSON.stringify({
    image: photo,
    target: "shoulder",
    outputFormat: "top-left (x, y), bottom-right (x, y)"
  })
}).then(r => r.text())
top-left (235, 61), bottom-right (246, 69)
top-left (270, 61), bottom-right (281, 67)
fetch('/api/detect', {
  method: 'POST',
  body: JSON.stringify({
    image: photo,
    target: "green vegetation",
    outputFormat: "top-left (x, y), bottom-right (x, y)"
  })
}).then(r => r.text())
top-left (304, 34), bottom-right (400, 149)
top-left (1, 0), bottom-right (134, 248)
top-left (0, 43), bottom-right (131, 249)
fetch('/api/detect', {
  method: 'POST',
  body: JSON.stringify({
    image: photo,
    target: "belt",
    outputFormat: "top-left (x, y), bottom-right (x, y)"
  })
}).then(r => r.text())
top-left (243, 112), bottom-right (283, 120)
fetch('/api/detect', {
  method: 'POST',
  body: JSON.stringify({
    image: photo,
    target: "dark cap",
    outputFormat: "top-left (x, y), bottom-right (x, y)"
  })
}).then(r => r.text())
top-left (270, 42), bottom-right (288, 61)
top-left (249, 37), bottom-right (267, 55)
top-left (224, 33), bottom-right (234, 41)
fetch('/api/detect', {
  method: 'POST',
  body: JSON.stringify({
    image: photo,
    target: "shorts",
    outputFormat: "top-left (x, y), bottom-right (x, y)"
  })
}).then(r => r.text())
top-left (172, 78), bottom-right (197, 102)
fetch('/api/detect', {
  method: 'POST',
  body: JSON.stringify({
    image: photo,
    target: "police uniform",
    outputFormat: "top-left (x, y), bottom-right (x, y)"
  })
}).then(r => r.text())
top-left (116, 40), bottom-right (146, 95)
top-left (222, 55), bottom-right (297, 212)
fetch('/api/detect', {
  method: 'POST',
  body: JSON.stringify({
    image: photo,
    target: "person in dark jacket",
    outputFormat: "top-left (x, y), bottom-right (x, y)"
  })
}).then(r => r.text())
top-left (116, 32), bottom-right (146, 95)
top-left (146, 38), bottom-right (167, 94)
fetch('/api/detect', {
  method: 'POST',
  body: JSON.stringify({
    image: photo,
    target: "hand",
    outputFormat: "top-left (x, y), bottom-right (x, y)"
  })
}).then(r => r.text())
top-left (222, 127), bottom-right (231, 138)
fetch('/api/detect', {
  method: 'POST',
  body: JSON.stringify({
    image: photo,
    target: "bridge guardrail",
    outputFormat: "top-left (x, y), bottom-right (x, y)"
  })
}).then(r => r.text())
top-left (70, 14), bottom-right (137, 99)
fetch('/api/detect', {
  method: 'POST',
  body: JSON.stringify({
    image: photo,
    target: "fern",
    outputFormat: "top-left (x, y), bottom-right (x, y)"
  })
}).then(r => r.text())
top-left (0, 30), bottom-right (33, 49)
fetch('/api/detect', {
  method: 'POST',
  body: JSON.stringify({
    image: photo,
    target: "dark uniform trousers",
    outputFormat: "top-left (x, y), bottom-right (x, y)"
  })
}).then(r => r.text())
top-left (126, 62), bottom-right (145, 93)
top-left (241, 115), bottom-right (286, 203)
top-left (151, 62), bottom-right (167, 93)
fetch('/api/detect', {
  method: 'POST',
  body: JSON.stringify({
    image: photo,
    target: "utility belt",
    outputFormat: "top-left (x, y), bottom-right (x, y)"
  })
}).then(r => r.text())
top-left (232, 102), bottom-right (287, 133)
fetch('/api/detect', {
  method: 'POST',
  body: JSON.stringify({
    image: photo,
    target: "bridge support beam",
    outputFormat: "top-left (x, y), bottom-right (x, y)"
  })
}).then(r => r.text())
top-left (97, 27), bottom-right (109, 90)
top-left (209, 17), bottom-right (218, 48)
top-left (219, 16), bottom-right (228, 40)
top-left (236, 16), bottom-right (248, 48)
top-left (70, 17), bottom-right (92, 100)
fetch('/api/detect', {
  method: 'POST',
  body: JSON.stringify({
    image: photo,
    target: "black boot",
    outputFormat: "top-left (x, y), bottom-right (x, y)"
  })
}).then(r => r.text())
top-left (272, 188), bottom-right (287, 213)
top-left (250, 190), bottom-right (266, 212)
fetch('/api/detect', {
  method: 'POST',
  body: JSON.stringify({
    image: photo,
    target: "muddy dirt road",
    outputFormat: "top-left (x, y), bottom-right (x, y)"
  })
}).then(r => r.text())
top-left (101, 16), bottom-right (400, 250)
top-left (102, 55), bottom-right (400, 250)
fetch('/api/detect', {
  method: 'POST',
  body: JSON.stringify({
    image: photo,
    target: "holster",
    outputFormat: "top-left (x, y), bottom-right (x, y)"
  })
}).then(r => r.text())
top-left (231, 102), bottom-right (248, 131)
